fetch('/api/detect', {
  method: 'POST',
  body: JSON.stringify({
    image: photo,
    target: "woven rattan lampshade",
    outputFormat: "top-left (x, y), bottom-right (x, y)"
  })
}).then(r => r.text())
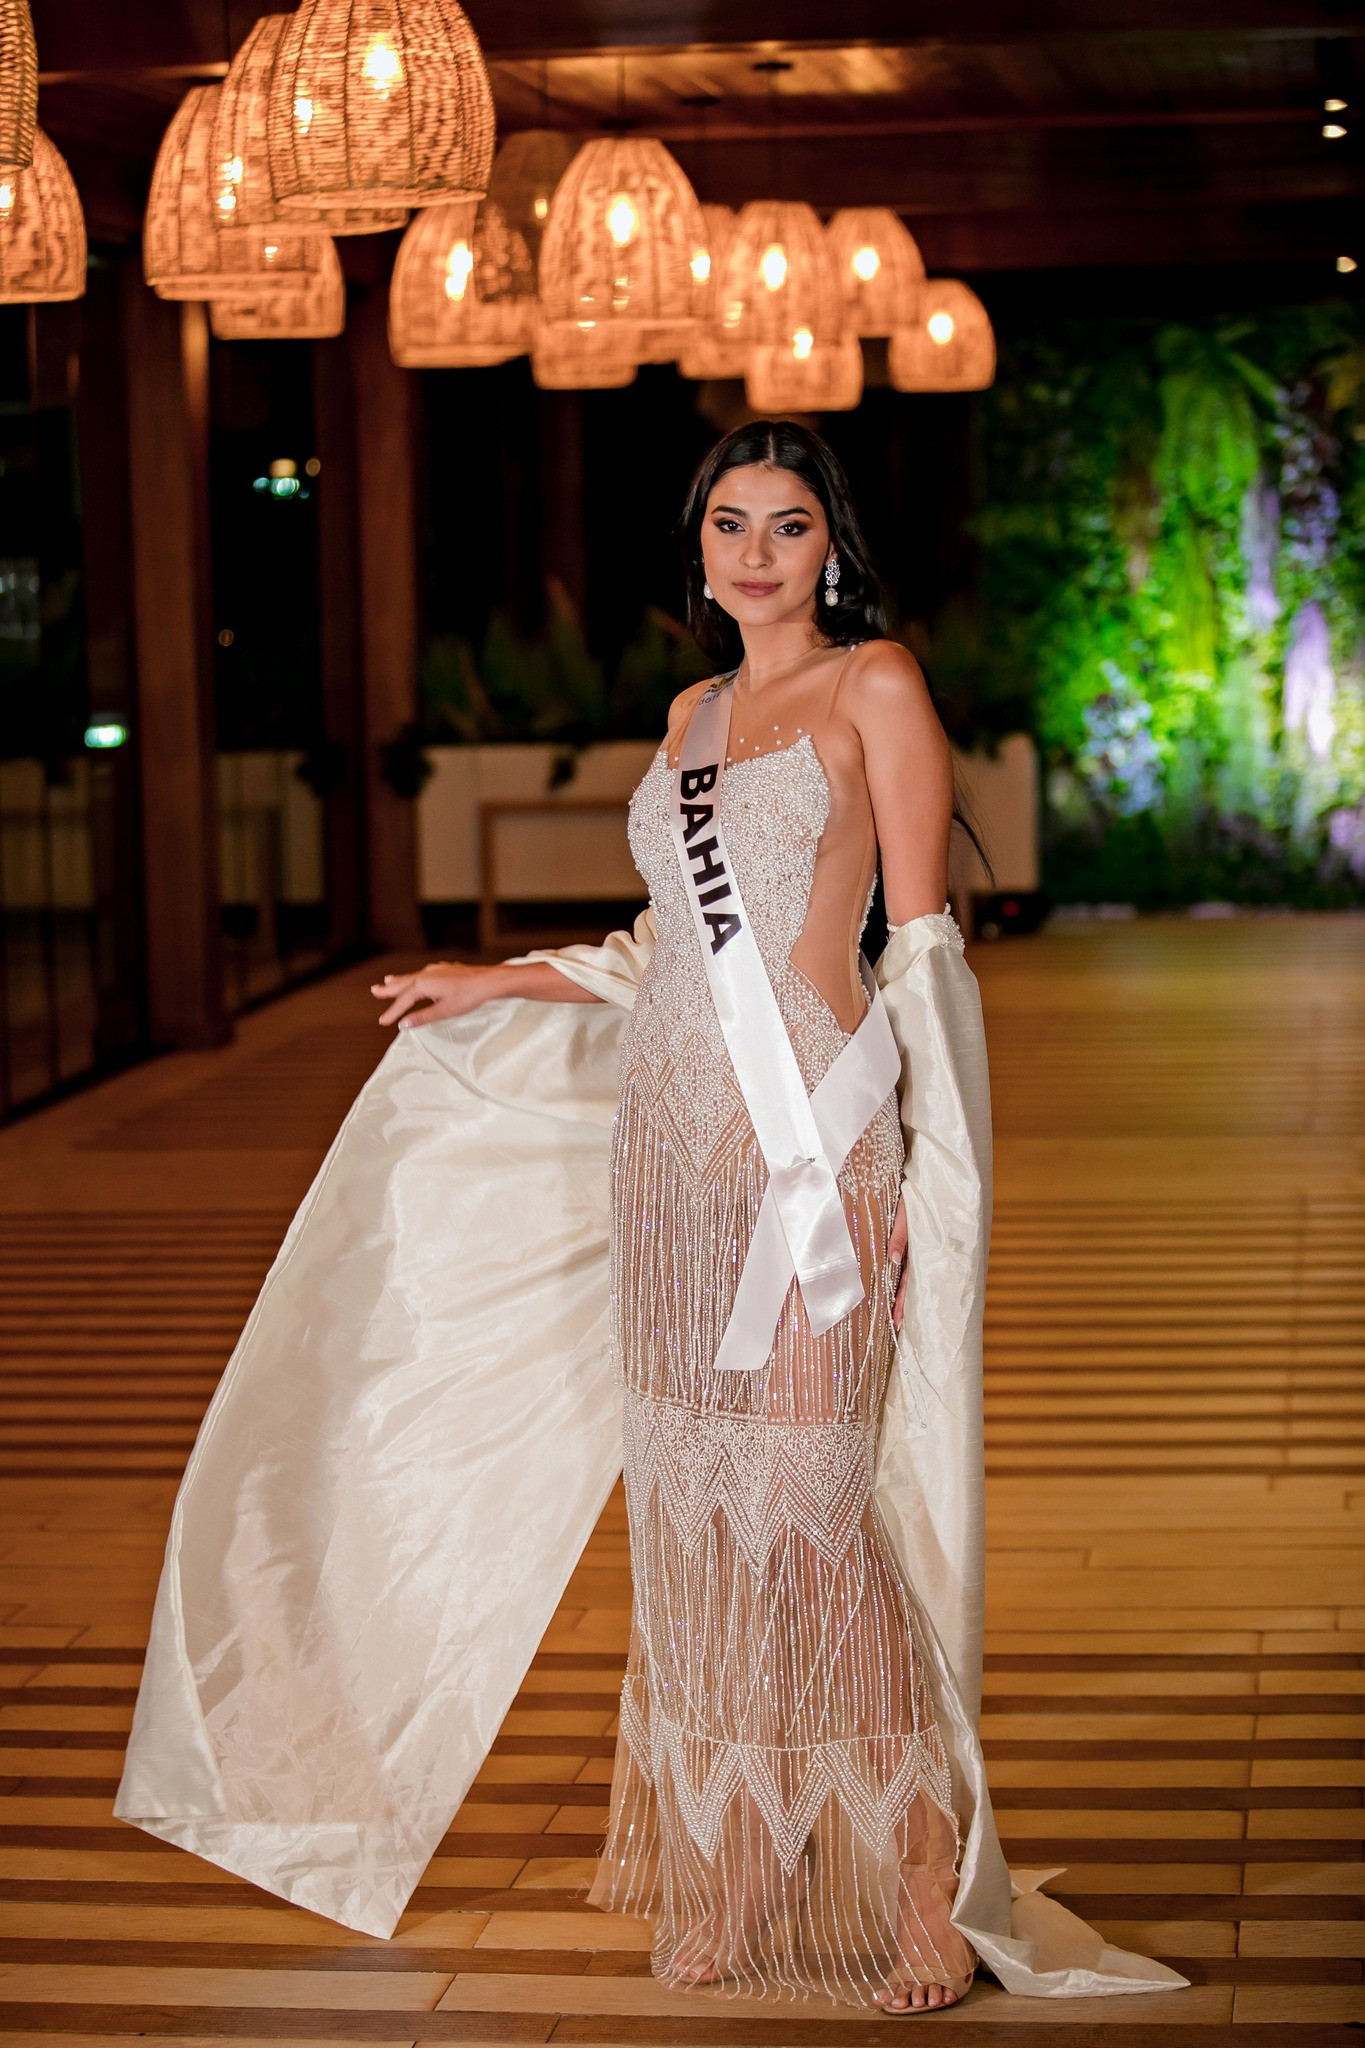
top-left (716, 200), bottom-right (843, 349)
top-left (889, 279), bottom-right (996, 392)
top-left (146, 87), bottom-right (333, 300)
top-left (0, 1), bottom-right (37, 172)
top-left (213, 16), bottom-right (408, 237)
top-left (209, 237), bottom-right (346, 338)
top-left (0, 130), bottom-right (85, 301)
top-left (531, 318), bottom-right (636, 389)
top-left (745, 333), bottom-right (863, 413)
top-left (390, 201), bottom-right (535, 366)
top-left (677, 204), bottom-right (747, 378)
top-left (266, 0), bottom-right (494, 220)
top-left (826, 207), bottom-right (924, 338)
top-left (538, 135), bottom-right (705, 329)
top-left (485, 130), bottom-right (576, 267)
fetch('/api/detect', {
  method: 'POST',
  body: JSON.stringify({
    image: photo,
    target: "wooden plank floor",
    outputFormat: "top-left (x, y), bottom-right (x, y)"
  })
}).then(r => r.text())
top-left (0, 916), bottom-right (1361, 2045)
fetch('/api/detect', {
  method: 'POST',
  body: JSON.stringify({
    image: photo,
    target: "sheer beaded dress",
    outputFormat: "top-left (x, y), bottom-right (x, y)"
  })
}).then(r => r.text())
top-left (587, 681), bottom-right (977, 2007)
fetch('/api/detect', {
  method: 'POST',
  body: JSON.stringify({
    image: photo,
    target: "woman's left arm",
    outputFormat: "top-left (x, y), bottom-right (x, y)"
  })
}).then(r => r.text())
top-left (846, 643), bottom-right (957, 1326)
top-left (847, 641), bottom-right (954, 927)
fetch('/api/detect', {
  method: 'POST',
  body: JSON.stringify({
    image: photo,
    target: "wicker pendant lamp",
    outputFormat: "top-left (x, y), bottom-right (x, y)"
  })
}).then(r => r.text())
top-left (716, 199), bottom-right (843, 348)
top-left (146, 87), bottom-right (333, 300)
top-left (471, 197), bottom-right (534, 303)
top-left (531, 318), bottom-right (637, 390)
top-left (0, 129), bottom-right (85, 301)
top-left (745, 332), bottom-right (863, 413)
top-left (0, 0), bottom-right (37, 172)
top-left (266, 0), bottom-right (495, 221)
top-left (677, 204), bottom-right (747, 378)
top-left (826, 207), bottom-right (924, 337)
top-left (389, 201), bottom-right (535, 366)
top-left (485, 129), bottom-right (576, 265)
top-left (213, 15), bottom-right (408, 237)
top-left (209, 237), bottom-right (346, 338)
top-left (538, 135), bottom-right (705, 331)
top-left (889, 279), bottom-right (996, 392)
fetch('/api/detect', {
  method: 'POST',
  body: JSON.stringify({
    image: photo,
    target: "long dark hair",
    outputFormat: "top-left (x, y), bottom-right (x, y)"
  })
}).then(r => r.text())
top-left (679, 419), bottom-right (887, 668)
top-left (678, 415), bottom-right (994, 899)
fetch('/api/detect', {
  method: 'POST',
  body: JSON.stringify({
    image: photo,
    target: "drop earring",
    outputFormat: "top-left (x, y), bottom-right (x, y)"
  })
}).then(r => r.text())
top-left (824, 556), bottom-right (840, 607)
top-left (703, 581), bottom-right (714, 600)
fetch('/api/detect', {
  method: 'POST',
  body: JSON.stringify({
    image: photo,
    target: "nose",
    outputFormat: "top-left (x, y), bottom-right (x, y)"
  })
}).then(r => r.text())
top-left (739, 529), bottom-right (774, 569)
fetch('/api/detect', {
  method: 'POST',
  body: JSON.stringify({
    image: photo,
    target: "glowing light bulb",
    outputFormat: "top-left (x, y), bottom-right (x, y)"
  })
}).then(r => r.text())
top-left (364, 38), bottom-right (402, 95)
top-left (1324, 122), bottom-right (1347, 139)
top-left (1339, 254), bottom-right (1359, 273)
top-left (444, 239), bottom-right (474, 300)
top-left (927, 310), bottom-right (956, 344)
top-left (533, 194), bottom-right (549, 222)
top-left (690, 248), bottom-right (711, 285)
top-left (607, 192), bottom-right (638, 246)
top-left (759, 242), bottom-right (788, 291)
top-left (263, 242), bottom-right (280, 260)
top-left (294, 94), bottom-right (314, 134)
top-left (851, 244), bottom-right (880, 282)
top-left (791, 326), bottom-right (814, 360)
top-left (0, 182), bottom-right (15, 217)
top-left (1325, 97), bottom-right (1347, 112)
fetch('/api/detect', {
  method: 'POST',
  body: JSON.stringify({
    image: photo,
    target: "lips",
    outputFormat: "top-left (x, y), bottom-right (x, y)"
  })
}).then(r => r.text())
top-left (734, 580), bottom-right (781, 596)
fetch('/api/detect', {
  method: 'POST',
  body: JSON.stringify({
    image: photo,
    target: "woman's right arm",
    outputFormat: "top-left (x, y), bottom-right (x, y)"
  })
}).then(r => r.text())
top-left (372, 958), bottom-right (602, 1030)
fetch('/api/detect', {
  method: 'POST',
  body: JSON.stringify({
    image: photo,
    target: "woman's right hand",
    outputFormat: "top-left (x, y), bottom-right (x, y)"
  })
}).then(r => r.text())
top-left (371, 962), bottom-right (503, 1029)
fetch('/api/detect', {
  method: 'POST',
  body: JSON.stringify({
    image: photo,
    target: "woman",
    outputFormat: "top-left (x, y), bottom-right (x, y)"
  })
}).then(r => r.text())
top-left (118, 422), bottom-right (1182, 2014)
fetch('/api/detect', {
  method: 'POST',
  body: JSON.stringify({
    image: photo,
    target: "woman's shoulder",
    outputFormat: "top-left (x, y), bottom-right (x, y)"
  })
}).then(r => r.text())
top-left (837, 639), bottom-right (950, 776)
top-left (840, 636), bottom-right (930, 702)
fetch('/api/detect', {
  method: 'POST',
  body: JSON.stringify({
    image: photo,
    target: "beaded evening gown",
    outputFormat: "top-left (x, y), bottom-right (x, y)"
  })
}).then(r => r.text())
top-left (588, 707), bottom-right (977, 2006)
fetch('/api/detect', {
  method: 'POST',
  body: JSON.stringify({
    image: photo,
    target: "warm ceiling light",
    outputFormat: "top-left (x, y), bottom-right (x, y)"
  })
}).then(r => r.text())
top-left (677, 205), bottom-right (749, 380)
top-left (890, 279), bottom-right (995, 392)
top-left (363, 38), bottom-right (402, 95)
top-left (690, 247), bottom-right (710, 284)
top-left (759, 241), bottom-right (788, 291)
top-left (485, 129), bottom-right (576, 269)
top-left (0, 0), bottom-right (37, 173)
top-left (0, 128), bottom-right (86, 302)
top-left (826, 207), bottom-right (926, 337)
top-left (146, 85), bottom-right (333, 299)
top-left (746, 334), bottom-right (863, 413)
top-left (531, 315), bottom-right (638, 389)
top-left (791, 325), bottom-right (814, 359)
top-left (214, 16), bottom-right (408, 237)
top-left (1325, 97), bottom-right (1347, 112)
top-left (539, 135), bottom-right (705, 329)
top-left (1324, 122), bottom-right (1347, 139)
top-left (719, 200), bottom-right (843, 346)
top-left (1339, 254), bottom-right (1359, 273)
top-left (267, 0), bottom-right (494, 218)
top-left (607, 192), bottom-right (638, 246)
top-left (389, 198), bottom-right (536, 366)
top-left (444, 237), bottom-right (473, 298)
top-left (210, 235), bottom-right (346, 339)
top-left (533, 195), bottom-right (548, 221)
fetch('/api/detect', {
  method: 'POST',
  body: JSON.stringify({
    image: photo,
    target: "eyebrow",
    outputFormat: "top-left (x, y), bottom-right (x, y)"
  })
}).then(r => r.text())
top-left (710, 504), bottom-right (813, 519)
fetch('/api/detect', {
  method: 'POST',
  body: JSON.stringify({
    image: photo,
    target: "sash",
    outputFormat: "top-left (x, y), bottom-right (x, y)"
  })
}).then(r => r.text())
top-left (671, 681), bottom-right (901, 1370)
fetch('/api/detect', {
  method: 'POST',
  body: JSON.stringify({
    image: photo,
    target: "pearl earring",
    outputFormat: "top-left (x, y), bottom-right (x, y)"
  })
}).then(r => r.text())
top-left (823, 556), bottom-right (840, 607)
top-left (703, 580), bottom-right (713, 600)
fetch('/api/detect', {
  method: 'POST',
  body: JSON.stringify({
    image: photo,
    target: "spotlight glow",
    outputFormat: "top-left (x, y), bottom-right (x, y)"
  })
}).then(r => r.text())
top-left (1339, 255), bottom-right (1359, 273)
top-left (851, 244), bottom-right (880, 282)
top-left (791, 326), bottom-right (814, 360)
top-left (690, 247), bottom-right (711, 285)
top-left (293, 94), bottom-right (314, 134)
top-left (1324, 122), bottom-right (1347, 139)
top-left (84, 722), bottom-right (128, 750)
top-left (927, 310), bottom-right (956, 344)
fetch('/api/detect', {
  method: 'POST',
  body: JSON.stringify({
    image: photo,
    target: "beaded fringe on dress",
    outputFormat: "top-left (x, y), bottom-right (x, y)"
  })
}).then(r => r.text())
top-left (589, 744), bottom-right (976, 2006)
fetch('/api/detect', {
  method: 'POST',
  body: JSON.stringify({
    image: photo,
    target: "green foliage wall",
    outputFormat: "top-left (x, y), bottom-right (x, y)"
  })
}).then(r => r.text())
top-left (977, 303), bottom-right (1365, 905)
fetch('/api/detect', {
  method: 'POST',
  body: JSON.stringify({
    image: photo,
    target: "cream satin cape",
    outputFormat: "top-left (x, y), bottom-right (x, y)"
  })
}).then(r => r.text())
top-left (116, 912), bottom-right (1184, 1999)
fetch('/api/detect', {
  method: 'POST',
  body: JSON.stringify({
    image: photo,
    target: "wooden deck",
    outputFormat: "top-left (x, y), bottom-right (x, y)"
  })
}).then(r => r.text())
top-left (0, 915), bottom-right (1361, 2044)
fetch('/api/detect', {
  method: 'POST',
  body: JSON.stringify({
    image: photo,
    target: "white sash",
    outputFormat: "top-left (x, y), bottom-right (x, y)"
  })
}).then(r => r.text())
top-left (671, 681), bottom-right (901, 1371)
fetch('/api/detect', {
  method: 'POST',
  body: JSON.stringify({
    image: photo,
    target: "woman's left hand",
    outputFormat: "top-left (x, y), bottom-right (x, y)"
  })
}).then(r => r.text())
top-left (888, 1194), bottom-right (908, 1332)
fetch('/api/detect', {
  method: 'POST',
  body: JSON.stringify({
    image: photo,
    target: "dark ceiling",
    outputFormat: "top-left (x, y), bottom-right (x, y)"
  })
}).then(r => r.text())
top-left (28, 1), bottom-right (1365, 277)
